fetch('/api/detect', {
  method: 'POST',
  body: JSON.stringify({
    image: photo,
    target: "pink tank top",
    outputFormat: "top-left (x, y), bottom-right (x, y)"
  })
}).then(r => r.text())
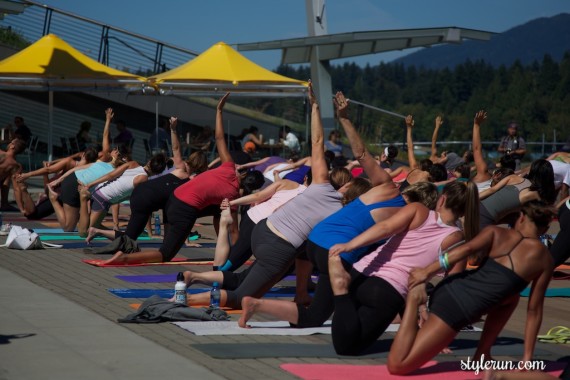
top-left (247, 185), bottom-right (307, 224)
top-left (353, 210), bottom-right (461, 298)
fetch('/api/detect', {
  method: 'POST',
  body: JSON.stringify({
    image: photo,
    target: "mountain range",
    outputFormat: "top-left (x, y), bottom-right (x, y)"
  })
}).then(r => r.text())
top-left (394, 13), bottom-right (570, 69)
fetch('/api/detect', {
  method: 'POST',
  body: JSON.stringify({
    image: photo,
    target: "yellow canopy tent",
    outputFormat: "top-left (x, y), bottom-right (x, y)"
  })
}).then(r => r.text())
top-left (149, 41), bottom-right (307, 97)
top-left (0, 34), bottom-right (145, 159)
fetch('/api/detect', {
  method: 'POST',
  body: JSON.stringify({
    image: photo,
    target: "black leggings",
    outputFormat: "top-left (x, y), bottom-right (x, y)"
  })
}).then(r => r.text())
top-left (25, 198), bottom-right (54, 220)
top-left (125, 174), bottom-right (188, 239)
top-left (332, 270), bottom-right (405, 356)
top-left (296, 240), bottom-right (351, 328)
top-left (159, 196), bottom-right (199, 262)
top-left (223, 220), bottom-right (300, 309)
top-left (550, 202), bottom-right (570, 267)
top-left (224, 213), bottom-right (256, 271)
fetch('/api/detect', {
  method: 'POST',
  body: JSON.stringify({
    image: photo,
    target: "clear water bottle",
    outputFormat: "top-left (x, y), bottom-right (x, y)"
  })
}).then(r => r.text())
top-left (174, 272), bottom-right (187, 305)
top-left (210, 282), bottom-right (221, 309)
top-left (154, 213), bottom-right (161, 236)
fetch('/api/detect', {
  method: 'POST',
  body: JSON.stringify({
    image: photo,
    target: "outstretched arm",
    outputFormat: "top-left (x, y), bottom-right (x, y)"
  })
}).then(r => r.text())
top-left (215, 93), bottom-right (232, 164)
top-left (405, 115), bottom-right (419, 170)
top-left (430, 115), bottom-right (443, 163)
top-left (100, 108), bottom-right (113, 161)
top-left (334, 91), bottom-right (392, 187)
top-left (48, 162), bottom-right (94, 187)
top-left (472, 110), bottom-right (491, 183)
top-left (408, 227), bottom-right (495, 287)
top-left (169, 117), bottom-right (185, 170)
top-left (329, 203), bottom-right (424, 256)
top-left (237, 156), bottom-right (271, 170)
top-left (83, 162), bottom-right (130, 189)
top-left (307, 80), bottom-right (328, 184)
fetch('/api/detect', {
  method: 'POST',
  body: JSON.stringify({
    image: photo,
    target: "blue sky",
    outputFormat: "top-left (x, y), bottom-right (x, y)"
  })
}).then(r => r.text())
top-left (40, 0), bottom-right (570, 70)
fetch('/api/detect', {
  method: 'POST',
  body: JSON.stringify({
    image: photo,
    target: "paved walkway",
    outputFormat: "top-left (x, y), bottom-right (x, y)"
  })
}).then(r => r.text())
top-left (0, 209), bottom-right (569, 380)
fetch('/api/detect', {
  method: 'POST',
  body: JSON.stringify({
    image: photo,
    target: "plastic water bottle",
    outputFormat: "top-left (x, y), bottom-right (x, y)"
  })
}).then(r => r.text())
top-left (210, 282), bottom-right (221, 309)
top-left (174, 272), bottom-right (187, 305)
top-left (154, 213), bottom-right (161, 236)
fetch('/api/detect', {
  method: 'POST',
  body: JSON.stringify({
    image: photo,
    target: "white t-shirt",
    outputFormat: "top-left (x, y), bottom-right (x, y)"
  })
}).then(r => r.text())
top-left (549, 160), bottom-right (570, 190)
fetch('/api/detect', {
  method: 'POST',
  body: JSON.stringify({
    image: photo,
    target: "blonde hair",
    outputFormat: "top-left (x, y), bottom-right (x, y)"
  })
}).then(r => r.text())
top-left (401, 182), bottom-right (438, 209)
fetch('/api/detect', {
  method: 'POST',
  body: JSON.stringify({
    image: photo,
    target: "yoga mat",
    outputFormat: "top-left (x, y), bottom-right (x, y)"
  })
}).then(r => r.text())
top-left (128, 303), bottom-right (241, 315)
top-left (173, 321), bottom-right (480, 336)
top-left (108, 286), bottom-right (301, 298)
top-left (83, 258), bottom-right (201, 267)
top-left (40, 235), bottom-right (160, 241)
top-left (280, 361), bottom-right (566, 380)
top-left (34, 228), bottom-right (77, 234)
top-left (521, 288), bottom-right (570, 297)
top-left (174, 320), bottom-right (334, 336)
top-left (553, 271), bottom-right (570, 280)
top-left (190, 337), bottom-right (550, 359)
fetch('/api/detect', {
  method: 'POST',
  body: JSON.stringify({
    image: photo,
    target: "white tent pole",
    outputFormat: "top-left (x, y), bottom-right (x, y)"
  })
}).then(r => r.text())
top-left (48, 90), bottom-right (53, 161)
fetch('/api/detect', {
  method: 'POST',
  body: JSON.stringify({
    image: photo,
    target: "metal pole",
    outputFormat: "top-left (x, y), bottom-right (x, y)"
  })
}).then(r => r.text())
top-left (48, 91), bottom-right (53, 161)
top-left (155, 97), bottom-right (159, 150)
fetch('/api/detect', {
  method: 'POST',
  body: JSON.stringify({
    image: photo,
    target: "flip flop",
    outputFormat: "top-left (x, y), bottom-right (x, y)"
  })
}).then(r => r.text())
top-left (537, 326), bottom-right (570, 343)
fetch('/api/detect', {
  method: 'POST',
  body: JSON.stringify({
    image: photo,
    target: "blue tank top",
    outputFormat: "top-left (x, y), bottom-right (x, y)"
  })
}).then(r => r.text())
top-left (283, 165), bottom-right (310, 184)
top-left (308, 194), bottom-right (406, 263)
top-left (75, 161), bottom-right (114, 184)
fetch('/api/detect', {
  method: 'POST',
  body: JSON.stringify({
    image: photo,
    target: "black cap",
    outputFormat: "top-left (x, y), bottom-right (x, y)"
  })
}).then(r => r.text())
top-left (177, 272), bottom-right (184, 282)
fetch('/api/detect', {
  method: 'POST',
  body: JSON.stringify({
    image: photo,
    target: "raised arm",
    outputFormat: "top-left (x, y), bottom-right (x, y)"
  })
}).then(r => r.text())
top-left (19, 157), bottom-right (73, 180)
top-left (274, 156), bottom-right (310, 173)
top-left (307, 80), bottom-right (328, 184)
top-left (169, 117), bottom-right (184, 169)
top-left (405, 115), bottom-right (419, 170)
top-left (472, 110), bottom-right (491, 183)
top-left (216, 93), bottom-right (232, 164)
top-left (430, 115), bottom-right (443, 163)
top-left (329, 203), bottom-right (426, 256)
top-left (99, 108), bottom-right (113, 161)
top-left (334, 91), bottom-right (392, 187)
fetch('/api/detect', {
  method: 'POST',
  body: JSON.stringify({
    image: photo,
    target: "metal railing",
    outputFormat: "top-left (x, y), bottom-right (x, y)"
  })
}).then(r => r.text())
top-left (0, 0), bottom-right (199, 75)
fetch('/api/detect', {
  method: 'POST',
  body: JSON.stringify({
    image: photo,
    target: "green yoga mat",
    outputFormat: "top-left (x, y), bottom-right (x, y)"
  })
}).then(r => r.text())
top-left (39, 235), bottom-right (160, 242)
top-left (520, 288), bottom-right (570, 297)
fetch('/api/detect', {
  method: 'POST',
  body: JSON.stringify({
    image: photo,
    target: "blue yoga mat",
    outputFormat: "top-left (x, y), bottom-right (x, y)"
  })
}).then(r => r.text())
top-left (520, 287), bottom-right (570, 297)
top-left (115, 273), bottom-right (317, 284)
top-left (109, 286), bottom-right (302, 299)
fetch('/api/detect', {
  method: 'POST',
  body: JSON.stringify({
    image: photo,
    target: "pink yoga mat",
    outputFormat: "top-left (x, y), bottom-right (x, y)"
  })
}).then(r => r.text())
top-left (281, 361), bottom-right (565, 380)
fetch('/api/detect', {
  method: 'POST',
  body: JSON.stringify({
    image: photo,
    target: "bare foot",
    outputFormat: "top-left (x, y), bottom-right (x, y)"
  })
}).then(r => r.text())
top-left (102, 251), bottom-right (127, 265)
top-left (47, 185), bottom-right (58, 202)
top-left (85, 227), bottom-right (99, 244)
top-left (239, 296), bottom-right (262, 328)
top-left (182, 271), bottom-right (196, 286)
top-left (220, 208), bottom-right (233, 226)
top-left (328, 255), bottom-right (351, 296)
top-left (184, 242), bottom-right (202, 248)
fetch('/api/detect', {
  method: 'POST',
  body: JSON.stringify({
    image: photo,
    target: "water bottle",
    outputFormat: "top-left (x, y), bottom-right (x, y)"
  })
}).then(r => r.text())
top-left (174, 272), bottom-right (187, 305)
top-left (154, 213), bottom-right (161, 236)
top-left (210, 282), bottom-right (221, 309)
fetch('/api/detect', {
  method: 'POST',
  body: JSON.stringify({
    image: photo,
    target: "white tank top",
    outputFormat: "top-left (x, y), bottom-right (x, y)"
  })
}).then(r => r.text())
top-left (247, 185), bottom-right (306, 224)
top-left (95, 166), bottom-right (147, 203)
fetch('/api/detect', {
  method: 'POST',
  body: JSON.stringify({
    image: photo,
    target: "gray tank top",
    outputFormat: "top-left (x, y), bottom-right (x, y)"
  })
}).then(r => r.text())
top-left (480, 178), bottom-right (532, 228)
top-left (268, 182), bottom-right (342, 248)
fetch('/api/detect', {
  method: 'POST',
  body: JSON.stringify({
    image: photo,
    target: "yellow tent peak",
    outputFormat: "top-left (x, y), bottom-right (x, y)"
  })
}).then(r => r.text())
top-left (149, 41), bottom-right (306, 86)
top-left (0, 33), bottom-right (143, 80)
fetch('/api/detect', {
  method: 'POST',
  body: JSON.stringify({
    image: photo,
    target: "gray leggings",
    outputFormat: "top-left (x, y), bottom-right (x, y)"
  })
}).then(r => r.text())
top-left (223, 219), bottom-right (299, 309)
